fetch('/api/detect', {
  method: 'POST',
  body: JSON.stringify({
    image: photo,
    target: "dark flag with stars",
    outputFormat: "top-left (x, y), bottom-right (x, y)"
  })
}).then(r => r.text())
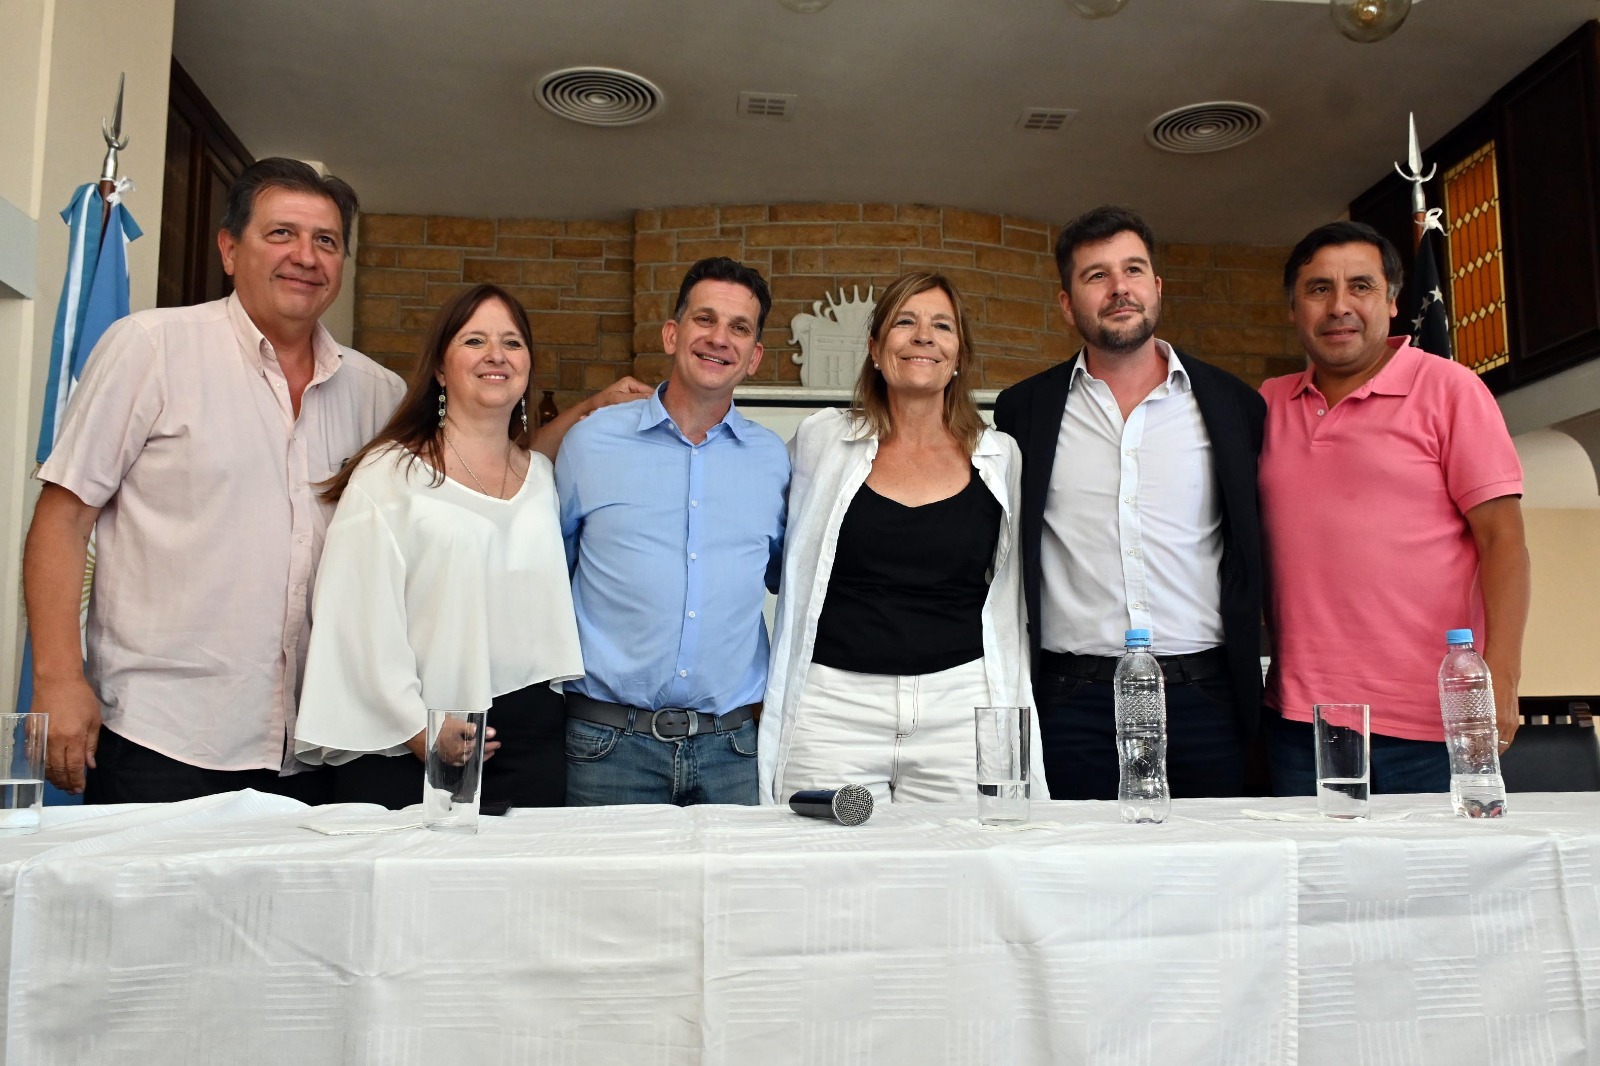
top-left (1405, 218), bottom-right (1452, 359)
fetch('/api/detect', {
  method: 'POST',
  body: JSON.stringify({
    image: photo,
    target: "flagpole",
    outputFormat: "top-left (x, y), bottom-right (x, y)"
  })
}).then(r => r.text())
top-left (17, 75), bottom-right (141, 811)
top-left (98, 74), bottom-right (128, 234)
top-left (1393, 112), bottom-right (1435, 253)
top-left (1393, 113), bottom-right (1454, 361)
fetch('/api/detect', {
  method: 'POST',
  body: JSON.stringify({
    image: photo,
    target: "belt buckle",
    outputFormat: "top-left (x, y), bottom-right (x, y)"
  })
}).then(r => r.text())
top-left (650, 708), bottom-right (697, 742)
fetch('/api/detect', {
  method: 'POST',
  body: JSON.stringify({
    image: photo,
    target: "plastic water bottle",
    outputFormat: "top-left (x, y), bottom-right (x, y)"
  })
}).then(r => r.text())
top-left (1114, 628), bottom-right (1169, 824)
top-left (1439, 628), bottom-right (1507, 818)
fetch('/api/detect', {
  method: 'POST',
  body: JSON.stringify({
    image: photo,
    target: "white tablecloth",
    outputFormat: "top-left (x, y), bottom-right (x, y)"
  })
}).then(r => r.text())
top-left (0, 792), bottom-right (1594, 1065)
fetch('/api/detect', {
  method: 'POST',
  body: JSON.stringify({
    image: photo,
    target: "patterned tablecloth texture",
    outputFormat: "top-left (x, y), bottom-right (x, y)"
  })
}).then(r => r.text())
top-left (0, 791), bottom-right (1594, 1066)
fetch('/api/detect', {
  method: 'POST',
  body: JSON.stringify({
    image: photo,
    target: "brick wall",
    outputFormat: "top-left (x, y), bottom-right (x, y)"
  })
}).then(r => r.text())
top-left (1156, 243), bottom-right (1306, 385)
top-left (353, 215), bottom-right (634, 408)
top-left (354, 204), bottom-right (1307, 408)
top-left (631, 204), bottom-right (1073, 387)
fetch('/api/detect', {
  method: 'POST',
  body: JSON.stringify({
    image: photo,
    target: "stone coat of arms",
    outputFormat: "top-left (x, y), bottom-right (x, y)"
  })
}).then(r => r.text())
top-left (789, 286), bottom-right (876, 389)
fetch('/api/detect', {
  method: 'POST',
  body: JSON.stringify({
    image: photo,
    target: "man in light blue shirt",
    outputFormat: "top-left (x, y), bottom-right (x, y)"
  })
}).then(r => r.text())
top-left (556, 257), bottom-right (789, 805)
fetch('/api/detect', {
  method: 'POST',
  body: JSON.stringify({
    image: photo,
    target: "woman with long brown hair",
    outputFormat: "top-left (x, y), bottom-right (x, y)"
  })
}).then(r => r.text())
top-left (294, 284), bottom-right (639, 808)
top-left (759, 272), bottom-right (1046, 805)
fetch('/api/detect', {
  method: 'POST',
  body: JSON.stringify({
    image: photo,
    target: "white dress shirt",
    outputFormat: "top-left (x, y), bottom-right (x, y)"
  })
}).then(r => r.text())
top-left (1040, 341), bottom-right (1224, 657)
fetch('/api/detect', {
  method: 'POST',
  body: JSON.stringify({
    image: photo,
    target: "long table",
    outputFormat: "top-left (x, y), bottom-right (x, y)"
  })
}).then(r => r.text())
top-left (1, 791), bottom-right (1595, 1065)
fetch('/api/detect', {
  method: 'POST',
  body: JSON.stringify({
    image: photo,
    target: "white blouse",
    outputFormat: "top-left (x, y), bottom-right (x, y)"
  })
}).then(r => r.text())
top-left (294, 445), bottom-right (583, 764)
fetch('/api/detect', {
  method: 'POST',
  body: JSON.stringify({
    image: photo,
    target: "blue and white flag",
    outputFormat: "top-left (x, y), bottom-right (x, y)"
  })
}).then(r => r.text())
top-left (17, 184), bottom-right (139, 807)
top-left (36, 181), bottom-right (142, 464)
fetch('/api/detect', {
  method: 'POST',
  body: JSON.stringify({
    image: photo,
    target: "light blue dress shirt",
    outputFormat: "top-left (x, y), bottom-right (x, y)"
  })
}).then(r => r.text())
top-left (556, 385), bottom-right (789, 714)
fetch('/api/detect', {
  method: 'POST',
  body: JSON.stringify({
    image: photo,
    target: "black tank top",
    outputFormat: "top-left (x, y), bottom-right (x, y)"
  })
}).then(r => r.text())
top-left (811, 467), bottom-right (1001, 676)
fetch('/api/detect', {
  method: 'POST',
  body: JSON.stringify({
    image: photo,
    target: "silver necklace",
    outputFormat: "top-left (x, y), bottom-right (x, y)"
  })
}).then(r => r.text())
top-left (444, 430), bottom-right (513, 499)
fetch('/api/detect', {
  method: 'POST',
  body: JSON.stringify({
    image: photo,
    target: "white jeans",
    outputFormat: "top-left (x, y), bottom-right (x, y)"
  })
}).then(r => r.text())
top-left (779, 658), bottom-right (989, 804)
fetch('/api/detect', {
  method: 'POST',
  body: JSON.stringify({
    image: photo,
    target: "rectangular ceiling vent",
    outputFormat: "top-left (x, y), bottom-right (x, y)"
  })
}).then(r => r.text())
top-left (738, 92), bottom-right (797, 120)
top-left (1017, 107), bottom-right (1077, 132)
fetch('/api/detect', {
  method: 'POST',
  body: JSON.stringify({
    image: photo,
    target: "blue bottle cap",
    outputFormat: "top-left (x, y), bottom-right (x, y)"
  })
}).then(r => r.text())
top-left (1124, 628), bottom-right (1152, 647)
top-left (1446, 628), bottom-right (1474, 645)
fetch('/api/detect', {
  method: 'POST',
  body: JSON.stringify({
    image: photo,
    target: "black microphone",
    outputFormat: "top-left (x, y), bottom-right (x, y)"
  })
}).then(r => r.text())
top-left (788, 784), bottom-right (874, 826)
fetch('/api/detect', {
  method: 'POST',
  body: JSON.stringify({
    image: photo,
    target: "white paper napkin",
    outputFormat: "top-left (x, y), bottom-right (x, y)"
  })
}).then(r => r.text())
top-left (299, 806), bottom-right (427, 835)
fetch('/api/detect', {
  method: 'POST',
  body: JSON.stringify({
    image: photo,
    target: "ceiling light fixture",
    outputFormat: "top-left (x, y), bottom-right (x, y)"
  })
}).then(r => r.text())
top-left (1066, 0), bottom-right (1129, 16)
top-left (1259, 0), bottom-right (1420, 43)
top-left (1328, 0), bottom-right (1411, 42)
top-left (776, 0), bottom-right (834, 12)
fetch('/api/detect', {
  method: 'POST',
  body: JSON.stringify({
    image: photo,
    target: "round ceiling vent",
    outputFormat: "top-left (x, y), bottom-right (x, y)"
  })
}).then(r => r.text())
top-left (535, 67), bottom-right (663, 127)
top-left (1146, 101), bottom-right (1268, 154)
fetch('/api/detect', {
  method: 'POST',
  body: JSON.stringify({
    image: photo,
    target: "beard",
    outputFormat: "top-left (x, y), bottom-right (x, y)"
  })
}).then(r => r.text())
top-left (1082, 298), bottom-right (1159, 355)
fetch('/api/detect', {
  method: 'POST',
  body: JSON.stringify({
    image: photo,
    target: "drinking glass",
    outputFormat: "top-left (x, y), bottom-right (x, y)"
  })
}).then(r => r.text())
top-left (424, 709), bottom-right (487, 833)
top-left (0, 713), bottom-right (48, 835)
top-left (1313, 703), bottom-right (1370, 819)
top-left (974, 705), bottom-right (1030, 824)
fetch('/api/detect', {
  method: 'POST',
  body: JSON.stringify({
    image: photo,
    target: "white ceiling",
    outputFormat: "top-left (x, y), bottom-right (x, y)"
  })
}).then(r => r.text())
top-left (174, 0), bottom-right (1596, 246)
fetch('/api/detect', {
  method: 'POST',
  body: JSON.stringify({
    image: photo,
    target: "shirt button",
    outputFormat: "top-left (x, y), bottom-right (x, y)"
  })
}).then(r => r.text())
top-left (687, 610), bottom-right (696, 619)
top-left (679, 669), bottom-right (688, 678)
top-left (1317, 409), bottom-right (1326, 416)
top-left (1124, 449), bottom-right (1134, 457)
top-left (689, 553), bottom-right (698, 561)
top-left (1126, 549), bottom-right (1138, 558)
top-left (1123, 496), bottom-right (1135, 505)
top-left (1131, 601), bottom-right (1144, 610)
top-left (690, 500), bottom-right (698, 508)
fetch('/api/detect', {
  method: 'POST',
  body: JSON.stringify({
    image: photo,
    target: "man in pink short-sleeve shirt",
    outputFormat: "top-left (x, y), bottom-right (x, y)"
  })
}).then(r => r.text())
top-left (23, 158), bottom-right (404, 802)
top-left (1259, 221), bottom-right (1529, 796)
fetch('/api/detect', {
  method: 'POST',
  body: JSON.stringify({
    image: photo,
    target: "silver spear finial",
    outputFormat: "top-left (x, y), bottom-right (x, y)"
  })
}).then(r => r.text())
top-left (1391, 111), bottom-right (1435, 215)
top-left (99, 73), bottom-right (129, 184)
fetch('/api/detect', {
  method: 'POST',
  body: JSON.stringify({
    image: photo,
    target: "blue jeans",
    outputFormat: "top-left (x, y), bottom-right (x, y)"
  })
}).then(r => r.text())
top-left (1037, 673), bottom-right (1248, 800)
top-left (565, 713), bottom-right (759, 806)
top-left (1267, 714), bottom-right (1450, 795)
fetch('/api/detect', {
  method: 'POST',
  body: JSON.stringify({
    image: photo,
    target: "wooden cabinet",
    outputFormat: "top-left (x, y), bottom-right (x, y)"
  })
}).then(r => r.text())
top-left (1499, 22), bottom-right (1600, 384)
top-left (1352, 21), bottom-right (1600, 394)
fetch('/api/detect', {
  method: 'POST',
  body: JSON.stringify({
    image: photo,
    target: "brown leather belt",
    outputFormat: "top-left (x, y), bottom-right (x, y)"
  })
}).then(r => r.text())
top-left (566, 693), bottom-right (757, 741)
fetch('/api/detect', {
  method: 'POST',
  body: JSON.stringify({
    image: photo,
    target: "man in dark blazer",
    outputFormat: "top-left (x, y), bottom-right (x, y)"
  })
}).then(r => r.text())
top-left (993, 205), bottom-right (1266, 800)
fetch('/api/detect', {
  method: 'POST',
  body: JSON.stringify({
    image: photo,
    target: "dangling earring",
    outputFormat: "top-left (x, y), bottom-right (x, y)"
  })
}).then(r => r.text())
top-left (520, 396), bottom-right (529, 433)
top-left (437, 387), bottom-right (447, 428)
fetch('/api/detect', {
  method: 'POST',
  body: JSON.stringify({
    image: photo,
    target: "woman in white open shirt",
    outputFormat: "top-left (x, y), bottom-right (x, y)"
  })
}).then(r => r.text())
top-left (296, 284), bottom-right (615, 809)
top-left (760, 273), bottom-right (1048, 805)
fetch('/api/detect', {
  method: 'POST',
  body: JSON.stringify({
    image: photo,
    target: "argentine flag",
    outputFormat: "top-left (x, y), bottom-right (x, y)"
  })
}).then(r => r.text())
top-left (37, 182), bottom-right (142, 463)
top-left (18, 183), bottom-right (140, 807)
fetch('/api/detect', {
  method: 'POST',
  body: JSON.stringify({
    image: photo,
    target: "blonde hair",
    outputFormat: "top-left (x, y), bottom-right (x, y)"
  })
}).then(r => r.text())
top-left (851, 272), bottom-right (984, 453)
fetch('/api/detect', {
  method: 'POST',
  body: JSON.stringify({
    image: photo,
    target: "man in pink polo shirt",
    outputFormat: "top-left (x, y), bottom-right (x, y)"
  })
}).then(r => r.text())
top-left (1259, 221), bottom-right (1529, 795)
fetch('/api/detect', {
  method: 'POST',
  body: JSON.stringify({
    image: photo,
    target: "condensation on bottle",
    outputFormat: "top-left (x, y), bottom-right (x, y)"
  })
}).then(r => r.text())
top-left (1113, 628), bottom-right (1170, 824)
top-left (1438, 628), bottom-right (1508, 819)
